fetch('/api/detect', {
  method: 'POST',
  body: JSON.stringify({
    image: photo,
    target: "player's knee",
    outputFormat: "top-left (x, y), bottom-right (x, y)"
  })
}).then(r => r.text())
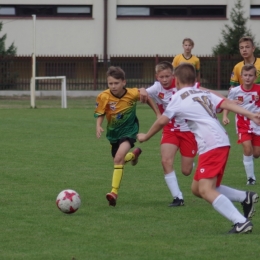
top-left (181, 168), bottom-right (192, 176)
top-left (161, 158), bottom-right (172, 169)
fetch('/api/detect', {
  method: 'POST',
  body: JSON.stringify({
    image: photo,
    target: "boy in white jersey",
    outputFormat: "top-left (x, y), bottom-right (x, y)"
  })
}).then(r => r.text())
top-left (138, 63), bottom-right (259, 234)
top-left (223, 64), bottom-right (260, 185)
top-left (139, 61), bottom-right (197, 207)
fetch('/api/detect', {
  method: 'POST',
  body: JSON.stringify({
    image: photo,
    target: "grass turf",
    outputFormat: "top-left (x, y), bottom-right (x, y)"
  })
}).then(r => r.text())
top-left (1, 97), bottom-right (260, 259)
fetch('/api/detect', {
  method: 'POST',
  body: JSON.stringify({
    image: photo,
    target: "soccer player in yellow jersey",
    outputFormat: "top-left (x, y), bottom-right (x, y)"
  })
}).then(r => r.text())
top-left (230, 36), bottom-right (260, 86)
top-left (94, 66), bottom-right (160, 207)
top-left (172, 38), bottom-right (200, 82)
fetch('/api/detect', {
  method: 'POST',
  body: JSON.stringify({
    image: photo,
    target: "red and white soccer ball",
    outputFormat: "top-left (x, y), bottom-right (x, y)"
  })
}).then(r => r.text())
top-left (56, 189), bottom-right (81, 214)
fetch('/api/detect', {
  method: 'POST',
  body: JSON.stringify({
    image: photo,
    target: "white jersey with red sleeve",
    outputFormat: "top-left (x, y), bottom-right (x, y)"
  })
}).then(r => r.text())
top-left (146, 80), bottom-right (190, 132)
top-left (163, 87), bottom-right (230, 154)
top-left (227, 84), bottom-right (260, 135)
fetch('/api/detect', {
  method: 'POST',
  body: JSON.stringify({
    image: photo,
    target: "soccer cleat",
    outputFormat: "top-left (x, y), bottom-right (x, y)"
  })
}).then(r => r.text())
top-left (168, 197), bottom-right (184, 207)
top-left (228, 219), bottom-right (253, 234)
top-left (247, 178), bottom-right (256, 185)
top-left (106, 192), bottom-right (117, 207)
top-left (131, 147), bottom-right (142, 166)
top-left (241, 191), bottom-right (259, 219)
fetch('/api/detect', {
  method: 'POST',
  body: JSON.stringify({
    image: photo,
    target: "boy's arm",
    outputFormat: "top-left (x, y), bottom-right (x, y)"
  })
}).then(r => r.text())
top-left (137, 115), bottom-right (169, 142)
top-left (96, 115), bottom-right (105, 139)
top-left (222, 109), bottom-right (230, 125)
top-left (139, 87), bottom-right (149, 103)
top-left (146, 96), bottom-right (161, 118)
top-left (220, 99), bottom-right (260, 126)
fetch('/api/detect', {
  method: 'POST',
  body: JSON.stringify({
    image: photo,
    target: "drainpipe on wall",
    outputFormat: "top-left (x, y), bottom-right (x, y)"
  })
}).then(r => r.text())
top-left (104, 0), bottom-right (108, 60)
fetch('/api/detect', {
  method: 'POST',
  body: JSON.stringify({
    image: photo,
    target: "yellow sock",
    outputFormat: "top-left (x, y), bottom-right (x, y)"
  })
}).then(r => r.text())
top-left (124, 152), bottom-right (134, 163)
top-left (111, 165), bottom-right (124, 195)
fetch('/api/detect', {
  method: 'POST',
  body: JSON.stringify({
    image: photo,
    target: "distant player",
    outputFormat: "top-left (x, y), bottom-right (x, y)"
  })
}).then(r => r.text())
top-left (223, 64), bottom-right (260, 185)
top-left (139, 61), bottom-right (197, 207)
top-left (230, 36), bottom-right (260, 86)
top-left (138, 63), bottom-right (259, 234)
top-left (94, 66), bottom-right (160, 207)
top-left (172, 38), bottom-right (200, 82)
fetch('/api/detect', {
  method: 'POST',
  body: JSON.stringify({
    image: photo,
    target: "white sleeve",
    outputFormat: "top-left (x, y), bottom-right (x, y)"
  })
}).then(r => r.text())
top-left (146, 82), bottom-right (159, 98)
top-left (227, 87), bottom-right (236, 100)
top-left (162, 94), bottom-right (179, 119)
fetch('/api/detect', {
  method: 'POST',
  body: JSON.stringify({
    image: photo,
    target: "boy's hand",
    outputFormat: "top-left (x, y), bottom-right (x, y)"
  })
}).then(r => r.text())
top-left (139, 88), bottom-right (148, 103)
top-left (222, 116), bottom-right (230, 125)
top-left (137, 133), bottom-right (148, 143)
top-left (96, 126), bottom-right (104, 138)
top-left (251, 113), bottom-right (260, 125)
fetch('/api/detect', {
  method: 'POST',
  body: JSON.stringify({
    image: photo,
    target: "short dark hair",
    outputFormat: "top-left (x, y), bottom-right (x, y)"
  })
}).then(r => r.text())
top-left (155, 61), bottom-right (173, 74)
top-left (174, 63), bottom-right (196, 85)
top-left (241, 64), bottom-right (257, 76)
top-left (106, 66), bottom-right (125, 80)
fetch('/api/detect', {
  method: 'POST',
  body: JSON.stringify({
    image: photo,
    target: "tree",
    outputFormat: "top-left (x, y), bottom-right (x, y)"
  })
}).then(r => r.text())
top-left (212, 0), bottom-right (260, 56)
top-left (0, 21), bottom-right (17, 55)
top-left (0, 21), bottom-right (17, 90)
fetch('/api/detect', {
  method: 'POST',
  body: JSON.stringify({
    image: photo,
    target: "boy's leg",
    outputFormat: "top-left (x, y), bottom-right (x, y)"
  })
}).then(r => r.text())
top-left (181, 156), bottom-right (194, 176)
top-left (216, 185), bottom-right (259, 219)
top-left (241, 139), bottom-right (256, 184)
top-left (124, 148), bottom-right (142, 166)
top-left (196, 178), bottom-right (252, 233)
top-left (194, 147), bottom-right (252, 233)
top-left (106, 141), bottom-right (131, 207)
top-left (161, 143), bottom-right (184, 206)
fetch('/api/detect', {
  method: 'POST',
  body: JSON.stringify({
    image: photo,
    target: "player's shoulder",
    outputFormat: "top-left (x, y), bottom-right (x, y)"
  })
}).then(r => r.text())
top-left (126, 87), bottom-right (140, 97)
top-left (173, 53), bottom-right (182, 60)
top-left (193, 55), bottom-right (200, 61)
top-left (233, 60), bottom-right (244, 69)
top-left (97, 89), bottom-right (110, 98)
top-left (229, 85), bottom-right (241, 94)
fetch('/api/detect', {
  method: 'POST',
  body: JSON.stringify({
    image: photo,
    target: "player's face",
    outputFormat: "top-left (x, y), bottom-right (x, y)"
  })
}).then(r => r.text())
top-left (156, 69), bottom-right (174, 88)
top-left (107, 76), bottom-right (126, 97)
top-left (182, 41), bottom-right (193, 54)
top-left (239, 41), bottom-right (255, 58)
top-left (241, 69), bottom-right (257, 88)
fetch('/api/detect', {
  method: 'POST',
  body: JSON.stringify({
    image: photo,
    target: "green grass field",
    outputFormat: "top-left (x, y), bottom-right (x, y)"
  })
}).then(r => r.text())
top-left (1, 97), bottom-right (260, 260)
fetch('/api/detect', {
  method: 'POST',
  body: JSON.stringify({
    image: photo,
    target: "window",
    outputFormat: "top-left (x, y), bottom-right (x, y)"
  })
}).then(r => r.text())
top-left (0, 5), bottom-right (92, 17)
top-left (0, 7), bottom-right (15, 15)
top-left (250, 6), bottom-right (260, 17)
top-left (117, 5), bottom-right (226, 18)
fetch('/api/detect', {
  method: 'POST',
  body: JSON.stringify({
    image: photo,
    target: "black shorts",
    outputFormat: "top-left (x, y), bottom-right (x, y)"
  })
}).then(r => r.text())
top-left (110, 137), bottom-right (136, 158)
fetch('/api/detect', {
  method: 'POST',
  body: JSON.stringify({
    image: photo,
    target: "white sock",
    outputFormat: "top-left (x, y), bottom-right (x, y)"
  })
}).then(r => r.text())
top-left (164, 171), bottom-right (183, 199)
top-left (243, 155), bottom-right (256, 180)
top-left (216, 185), bottom-right (246, 202)
top-left (212, 194), bottom-right (246, 224)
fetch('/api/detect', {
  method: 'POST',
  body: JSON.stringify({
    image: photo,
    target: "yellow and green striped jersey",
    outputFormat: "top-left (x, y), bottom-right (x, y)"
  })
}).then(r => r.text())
top-left (94, 88), bottom-right (140, 143)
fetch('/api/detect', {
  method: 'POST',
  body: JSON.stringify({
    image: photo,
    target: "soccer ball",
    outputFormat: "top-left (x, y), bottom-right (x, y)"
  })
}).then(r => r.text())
top-left (56, 189), bottom-right (81, 214)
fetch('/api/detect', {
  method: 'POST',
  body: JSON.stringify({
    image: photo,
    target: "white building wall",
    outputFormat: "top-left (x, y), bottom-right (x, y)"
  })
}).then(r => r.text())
top-left (0, 0), bottom-right (260, 56)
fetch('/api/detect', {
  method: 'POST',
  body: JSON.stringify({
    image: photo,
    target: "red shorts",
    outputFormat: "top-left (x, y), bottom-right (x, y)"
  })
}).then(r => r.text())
top-left (237, 132), bottom-right (260, 146)
top-left (194, 146), bottom-right (230, 187)
top-left (161, 130), bottom-right (197, 157)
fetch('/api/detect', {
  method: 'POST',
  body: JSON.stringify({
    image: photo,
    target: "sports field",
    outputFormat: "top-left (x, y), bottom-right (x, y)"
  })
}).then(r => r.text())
top-left (1, 97), bottom-right (260, 260)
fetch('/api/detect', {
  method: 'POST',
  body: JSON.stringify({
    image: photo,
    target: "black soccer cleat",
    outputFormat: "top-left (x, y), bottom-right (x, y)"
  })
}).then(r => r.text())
top-left (241, 191), bottom-right (259, 219)
top-left (228, 219), bottom-right (253, 234)
top-left (247, 178), bottom-right (256, 185)
top-left (168, 197), bottom-right (184, 207)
